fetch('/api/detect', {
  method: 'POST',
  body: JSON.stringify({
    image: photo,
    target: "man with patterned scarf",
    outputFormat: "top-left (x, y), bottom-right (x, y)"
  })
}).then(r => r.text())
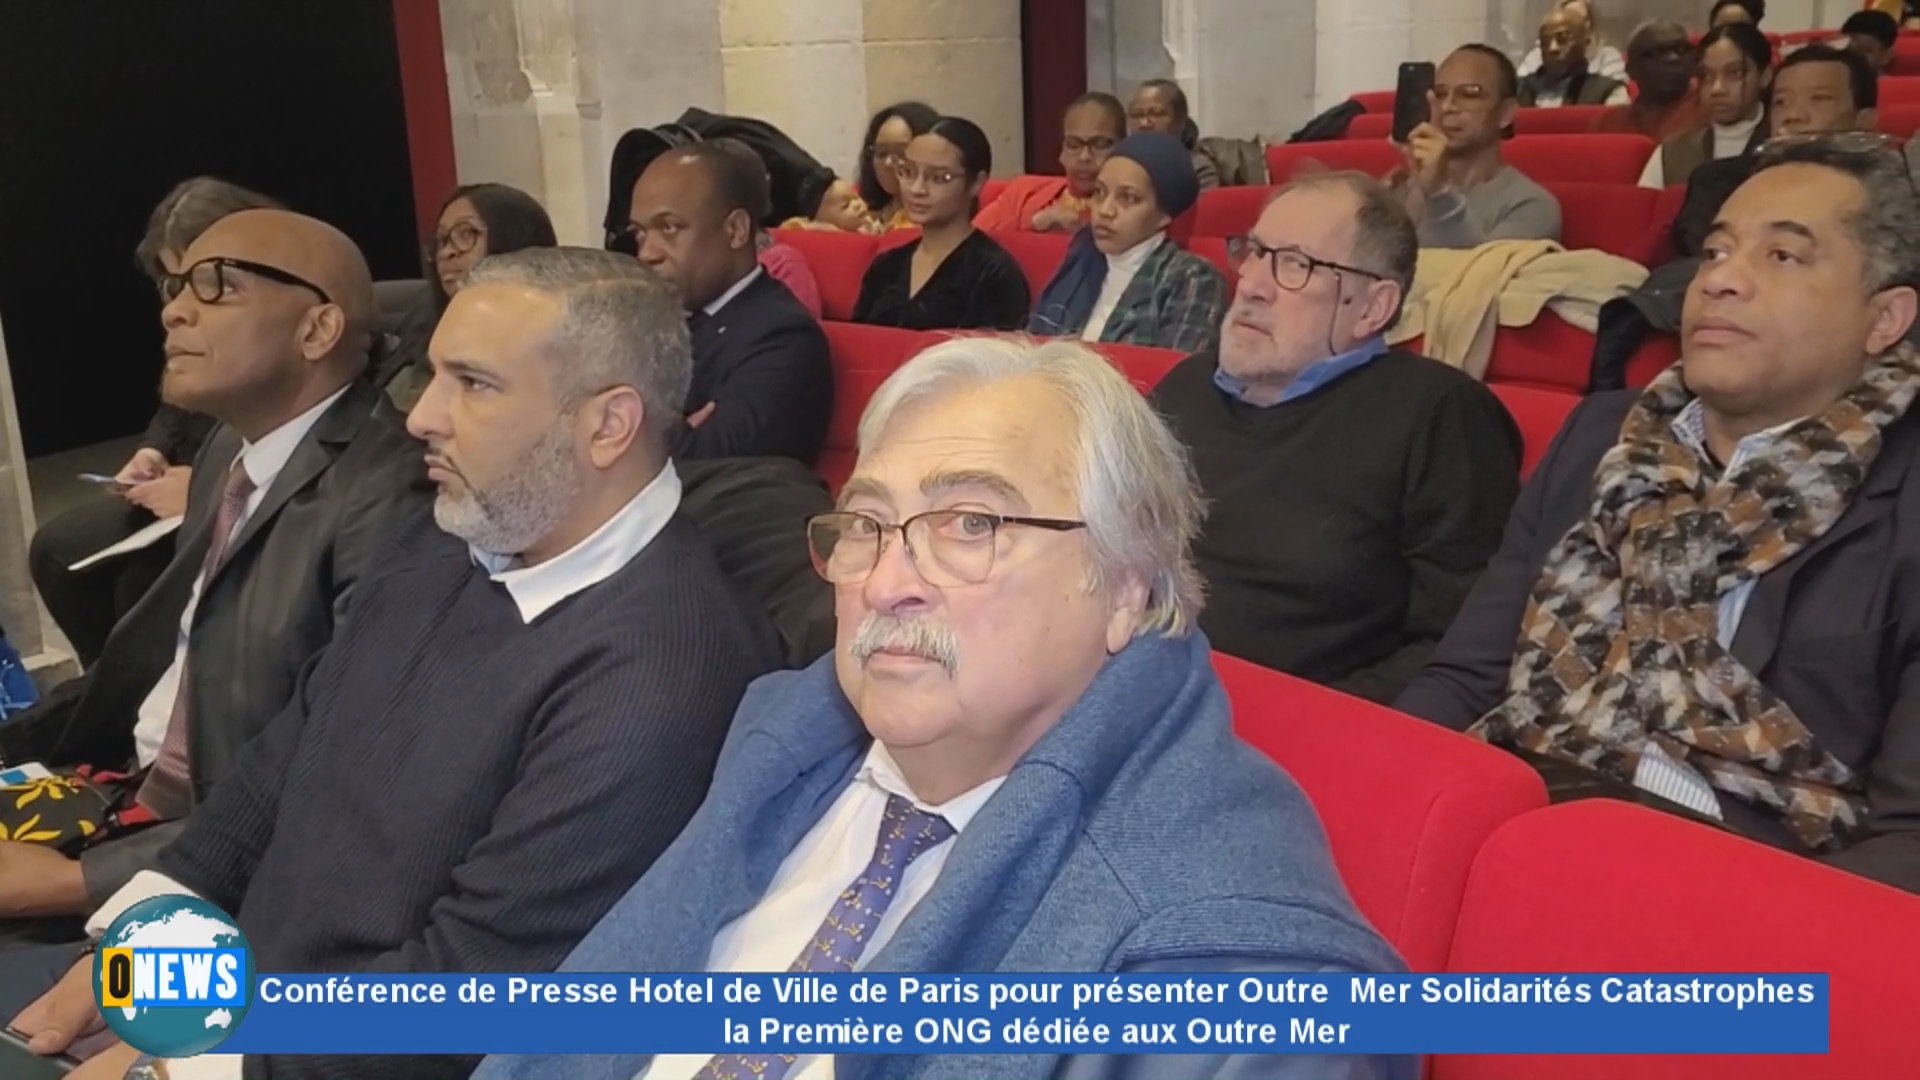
top-left (1399, 134), bottom-right (1920, 894)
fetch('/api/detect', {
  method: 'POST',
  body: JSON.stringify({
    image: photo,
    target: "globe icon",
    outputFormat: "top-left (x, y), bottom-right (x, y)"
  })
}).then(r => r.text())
top-left (94, 894), bottom-right (253, 1058)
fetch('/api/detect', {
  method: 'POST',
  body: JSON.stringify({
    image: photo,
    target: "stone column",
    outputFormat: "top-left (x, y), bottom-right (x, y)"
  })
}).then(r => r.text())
top-left (0, 314), bottom-right (56, 674)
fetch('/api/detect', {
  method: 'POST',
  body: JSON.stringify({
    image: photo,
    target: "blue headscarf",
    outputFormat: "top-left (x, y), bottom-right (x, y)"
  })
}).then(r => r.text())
top-left (1028, 133), bottom-right (1198, 336)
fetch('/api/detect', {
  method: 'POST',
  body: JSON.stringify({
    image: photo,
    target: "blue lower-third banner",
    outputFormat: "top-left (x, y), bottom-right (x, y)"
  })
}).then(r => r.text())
top-left (190, 973), bottom-right (1832, 1056)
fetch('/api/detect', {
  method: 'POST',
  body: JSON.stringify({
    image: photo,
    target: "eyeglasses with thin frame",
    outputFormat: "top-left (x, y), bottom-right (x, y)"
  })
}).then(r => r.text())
top-left (157, 256), bottom-right (334, 306)
top-left (1062, 135), bottom-right (1118, 158)
top-left (806, 509), bottom-right (1086, 587)
top-left (1227, 236), bottom-right (1385, 292)
top-left (427, 221), bottom-right (487, 262)
top-left (895, 161), bottom-right (964, 188)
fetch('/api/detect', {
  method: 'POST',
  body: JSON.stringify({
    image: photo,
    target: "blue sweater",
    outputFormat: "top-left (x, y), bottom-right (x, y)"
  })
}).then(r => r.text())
top-left (479, 631), bottom-right (1410, 1080)
top-left (158, 508), bottom-right (783, 1080)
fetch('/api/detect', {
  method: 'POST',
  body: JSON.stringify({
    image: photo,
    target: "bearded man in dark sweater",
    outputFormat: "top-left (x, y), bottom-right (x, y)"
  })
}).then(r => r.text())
top-left (3, 249), bottom-right (783, 1080)
top-left (1151, 173), bottom-right (1521, 703)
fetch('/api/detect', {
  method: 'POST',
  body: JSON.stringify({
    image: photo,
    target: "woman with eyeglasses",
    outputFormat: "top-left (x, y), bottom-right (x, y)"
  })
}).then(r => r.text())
top-left (851, 117), bottom-right (1031, 332)
top-left (27, 177), bottom-right (280, 669)
top-left (856, 102), bottom-right (940, 232)
top-left (975, 93), bottom-right (1126, 233)
top-left (1028, 133), bottom-right (1224, 354)
top-left (383, 184), bottom-right (558, 409)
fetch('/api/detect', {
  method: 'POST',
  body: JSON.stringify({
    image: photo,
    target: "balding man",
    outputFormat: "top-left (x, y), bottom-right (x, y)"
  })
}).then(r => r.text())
top-left (1589, 21), bottom-right (1707, 141)
top-left (0, 209), bottom-right (426, 928)
top-left (4, 249), bottom-right (783, 1080)
top-left (624, 139), bottom-right (833, 464)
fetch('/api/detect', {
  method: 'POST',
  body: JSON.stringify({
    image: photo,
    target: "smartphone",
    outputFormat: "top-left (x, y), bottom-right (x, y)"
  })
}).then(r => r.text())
top-left (0, 1028), bottom-right (78, 1077)
top-left (77, 473), bottom-right (131, 493)
top-left (1391, 61), bottom-right (1437, 143)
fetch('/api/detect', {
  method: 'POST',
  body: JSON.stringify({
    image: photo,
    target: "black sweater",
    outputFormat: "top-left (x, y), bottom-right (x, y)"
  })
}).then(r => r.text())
top-left (158, 507), bottom-right (782, 1080)
top-left (1150, 349), bottom-right (1522, 702)
top-left (851, 230), bottom-right (1031, 332)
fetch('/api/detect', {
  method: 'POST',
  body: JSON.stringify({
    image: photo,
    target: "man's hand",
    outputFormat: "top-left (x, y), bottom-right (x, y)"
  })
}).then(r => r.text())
top-left (10, 955), bottom-right (104, 1056)
top-left (1402, 120), bottom-right (1450, 196)
top-left (67, 1039), bottom-right (138, 1079)
top-left (115, 449), bottom-right (169, 487)
top-left (686, 401), bottom-right (717, 430)
top-left (0, 839), bottom-right (87, 917)
top-left (124, 467), bottom-right (191, 519)
top-left (1030, 201), bottom-right (1084, 234)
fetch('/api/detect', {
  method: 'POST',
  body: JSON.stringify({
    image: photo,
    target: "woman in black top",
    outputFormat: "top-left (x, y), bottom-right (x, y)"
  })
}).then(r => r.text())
top-left (851, 116), bottom-right (1031, 332)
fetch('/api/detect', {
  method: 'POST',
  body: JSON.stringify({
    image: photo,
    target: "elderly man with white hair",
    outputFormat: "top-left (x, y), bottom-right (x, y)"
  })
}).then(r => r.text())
top-left (476, 337), bottom-right (1412, 1080)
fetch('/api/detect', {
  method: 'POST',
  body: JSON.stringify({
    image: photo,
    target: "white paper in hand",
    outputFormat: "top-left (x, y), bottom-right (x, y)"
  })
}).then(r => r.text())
top-left (68, 515), bottom-right (184, 571)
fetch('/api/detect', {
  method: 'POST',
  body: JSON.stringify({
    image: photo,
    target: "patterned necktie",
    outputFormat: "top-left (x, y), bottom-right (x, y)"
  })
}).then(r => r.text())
top-left (693, 794), bottom-right (954, 1080)
top-left (137, 458), bottom-right (256, 818)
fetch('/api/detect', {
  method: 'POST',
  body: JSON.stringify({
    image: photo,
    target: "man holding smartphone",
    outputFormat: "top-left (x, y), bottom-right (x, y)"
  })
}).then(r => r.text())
top-left (1395, 45), bottom-right (1563, 250)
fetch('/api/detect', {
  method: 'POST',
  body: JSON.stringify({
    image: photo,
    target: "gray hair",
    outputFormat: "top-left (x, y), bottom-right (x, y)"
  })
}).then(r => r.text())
top-left (464, 247), bottom-right (691, 453)
top-left (1754, 139), bottom-right (1920, 292)
top-left (1267, 171), bottom-right (1418, 325)
top-left (855, 336), bottom-right (1206, 638)
top-left (135, 176), bottom-right (282, 281)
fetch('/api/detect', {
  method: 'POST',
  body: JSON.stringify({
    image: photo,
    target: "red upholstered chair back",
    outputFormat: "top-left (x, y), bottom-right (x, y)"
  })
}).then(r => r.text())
top-left (1346, 107), bottom-right (1610, 141)
top-left (1480, 311), bottom-right (1596, 393)
top-left (1192, 185), bottom-right (1273, 238)
top-left (1876, 103), bottom-right (1920, 140)
top-left (1348, 90), bottom-right (1398, 114)
top-left (1541, 182), bottom-right (1665, 262)
top-left (1879, 76), bottom-right (1920, 106)
top-left (816, 323), bottom-right (938, 494)
top-left (992, 229), bottom-right (1073, 299)
top-left (771, 229), bottom-right (877, 321)
top-left (1215, 653), bottom-right (1547, 973)
top-left (1087, 341), bottom-right (1186, 392)
top-left (1623, 329), bottom-right (1681, 389)
top-left (1433, 801), bottom-right (1920, 1080)
top-left (1503, 134), bottom-right (1655, 184)
top-left (1488, 384), bottom-right (1579, 480)
top-left (1265, 140), bottom-right (1405, 184)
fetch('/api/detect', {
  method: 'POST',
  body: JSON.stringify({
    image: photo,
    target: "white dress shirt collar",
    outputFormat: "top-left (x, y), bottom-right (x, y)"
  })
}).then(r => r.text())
top-left (235, 383), bottom-right (351, 490)
top-left (857, 741), bottom-right (1005, 833)
top-left (703, 266), bottom-right (764, 317)
top-left (472, 460), bottom-right (683, 623)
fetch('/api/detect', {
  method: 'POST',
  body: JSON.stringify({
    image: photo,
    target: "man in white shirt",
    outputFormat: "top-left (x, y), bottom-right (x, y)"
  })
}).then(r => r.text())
top-left (2, 249), bottom-right (783, 1080)
top-left (0, 210), bottom-right (424, 929)
top-left (476, 336), bottom-right (1411, 1080)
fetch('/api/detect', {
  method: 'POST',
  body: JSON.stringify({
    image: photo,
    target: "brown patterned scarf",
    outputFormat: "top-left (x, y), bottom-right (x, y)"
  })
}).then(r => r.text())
top-left (1470, 342), bottom-right (1920, 851)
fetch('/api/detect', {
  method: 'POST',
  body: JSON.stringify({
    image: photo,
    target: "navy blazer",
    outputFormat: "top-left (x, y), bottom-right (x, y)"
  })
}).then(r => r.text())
top-left (1397, 391), bottom-right (1920, 893)
top-left (678, 269), bottom-right (833, 465)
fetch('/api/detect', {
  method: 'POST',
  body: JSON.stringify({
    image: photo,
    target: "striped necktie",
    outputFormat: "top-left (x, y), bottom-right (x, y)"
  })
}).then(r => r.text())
top-left (136, 458), bottom-right (256, 818)
top-left (692, 794), bottom-right (953, 1080)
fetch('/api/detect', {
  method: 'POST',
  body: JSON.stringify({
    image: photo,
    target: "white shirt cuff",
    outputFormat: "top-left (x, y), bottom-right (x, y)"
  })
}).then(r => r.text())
top-left (159, 1053), bottom-right (243, 1080)
top-left (83, 870), bottom-right (202, 939)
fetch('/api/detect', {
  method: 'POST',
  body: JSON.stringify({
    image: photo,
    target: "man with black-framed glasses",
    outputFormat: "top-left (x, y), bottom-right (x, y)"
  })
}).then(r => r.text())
top-left (0, 209), bottom-right (426, 937)
top-left (1151, 172), bottom-right (1520, 703)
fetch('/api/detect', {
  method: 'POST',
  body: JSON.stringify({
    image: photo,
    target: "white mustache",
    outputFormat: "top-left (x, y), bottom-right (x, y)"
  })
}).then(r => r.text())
top-left (851, 613), bottom-right (960, 677)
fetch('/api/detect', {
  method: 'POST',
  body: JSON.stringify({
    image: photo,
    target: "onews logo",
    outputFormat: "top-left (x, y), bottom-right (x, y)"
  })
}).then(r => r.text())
top-left (94, 895), bottom-right (255, 1058)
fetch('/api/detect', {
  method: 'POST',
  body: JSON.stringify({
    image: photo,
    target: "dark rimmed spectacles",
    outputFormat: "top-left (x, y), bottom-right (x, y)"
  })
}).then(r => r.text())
top-left (1227, 236), bottom-right (1384, 292)
top-left (806, 509), bottom-right (1086, 587)
top-left (158, 256), bottom-right (333, 306)
top-left (426, 221), bottom-right (486, 263)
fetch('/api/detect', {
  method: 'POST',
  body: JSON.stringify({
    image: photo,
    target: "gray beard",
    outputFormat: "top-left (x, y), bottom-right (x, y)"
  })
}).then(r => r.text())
top-left (432, 423), bottom-right (584, 557)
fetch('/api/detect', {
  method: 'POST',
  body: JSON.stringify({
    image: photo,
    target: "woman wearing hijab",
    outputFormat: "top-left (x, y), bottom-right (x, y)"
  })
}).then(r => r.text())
top-left (856, 101), bottom-right (940, 231)
top-left (384, 183), bottom-right (558, 409)
top-left (1029, 133), bottom-right (1226, 355)
top-left (851, 116), bottom-right (1030, 332)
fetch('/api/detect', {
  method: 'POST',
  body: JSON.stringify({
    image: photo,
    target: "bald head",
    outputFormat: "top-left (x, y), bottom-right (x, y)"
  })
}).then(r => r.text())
top-left (161, 209), bottom-right (377, 439)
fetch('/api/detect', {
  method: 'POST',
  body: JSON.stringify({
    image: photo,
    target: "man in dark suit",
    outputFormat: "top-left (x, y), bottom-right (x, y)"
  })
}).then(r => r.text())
top-left (0, 209), bottom-right (426, 922)
top-left (626, 139), bottom-right (833, 463)
top-left (1397, 138), bottom-right (1920, 892)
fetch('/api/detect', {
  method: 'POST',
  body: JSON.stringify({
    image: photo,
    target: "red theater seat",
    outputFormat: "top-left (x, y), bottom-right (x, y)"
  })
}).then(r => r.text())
top-left (1349, 90), bottom-right (1398, 114)
top-left (1623, 329), bottom-right (1680, 389)
top-left (1215, 654), bottom-right (1547, 973)
top-left (1266, 140), bottom-right (1405, 184)
top-left (1345, 113), bottom-right (1394, 140)
top-left (1877, 103), bottom-right (1920, 140)
top-left (1434, 801), bottom-right (1920, 1080)
top-left (1185, 236), bottom-right (1239, 292)
top-left (772, 229), bottom-right (877, 321)
top-left (1482, 312), bottom-right (1596, 394)
top-left (817, 323), bottom-right (936, 494)
top-left (1347, 107), bottom-right (1609, 140)
top-left (1542, 182), bottom-right (1665, 263)
top-left (1488, 384), bottom-right (1579, 480)
top-left (1192, 185), bottom-right (1272, 238)
top-left (1088, 341), bottom-right (1186, 391)
top-left (1503, 135), bottom-right (1655, 184)
top-left (1882, 77), bottom-right (1920, 106)
top-left (992, 230), bottom-right (1072, 299)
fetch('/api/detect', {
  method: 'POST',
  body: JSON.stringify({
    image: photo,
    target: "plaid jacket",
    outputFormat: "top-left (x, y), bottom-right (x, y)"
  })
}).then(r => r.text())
top-left (1096, 241), bottom-right (1228, 356)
